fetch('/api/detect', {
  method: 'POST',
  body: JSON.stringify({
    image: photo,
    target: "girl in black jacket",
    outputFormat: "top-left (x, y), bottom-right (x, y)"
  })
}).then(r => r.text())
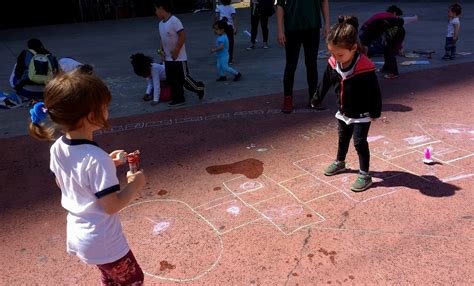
top-left (311, 16), bottom-right (382, 192)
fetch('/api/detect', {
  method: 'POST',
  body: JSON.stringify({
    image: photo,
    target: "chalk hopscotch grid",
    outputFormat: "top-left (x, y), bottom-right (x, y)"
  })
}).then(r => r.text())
top-left (221, 174), bottom-right (326, 236)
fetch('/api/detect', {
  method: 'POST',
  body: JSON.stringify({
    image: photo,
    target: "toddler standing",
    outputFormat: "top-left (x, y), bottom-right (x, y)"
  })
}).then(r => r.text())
top-left (29, 69), bottom-right (146, 285)
top-left (442, 3), bottom-right (462, 60)
top-left (211, 20), bottom-right (242, 82)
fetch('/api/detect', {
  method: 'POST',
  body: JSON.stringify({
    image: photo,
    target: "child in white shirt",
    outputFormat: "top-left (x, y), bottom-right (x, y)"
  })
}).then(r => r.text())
top-left (130, 53), bottom-right (167, 105)
top-left (442, 3), bottom-right (462, 60)
top-left (215, 0), bottom-right (238, 64)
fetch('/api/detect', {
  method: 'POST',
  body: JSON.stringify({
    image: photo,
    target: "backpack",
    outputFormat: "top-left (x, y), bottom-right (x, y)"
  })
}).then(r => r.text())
top-left (25, 49), bottom-right (54, 84)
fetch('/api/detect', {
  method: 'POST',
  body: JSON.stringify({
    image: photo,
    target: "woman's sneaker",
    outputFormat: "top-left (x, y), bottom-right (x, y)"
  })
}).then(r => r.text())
top-left (246, 44), bottom-right (256, 50)
top-left (351, 173), bottom-right (373, 192)
top-left (324, 161), bottom-right (346, 176)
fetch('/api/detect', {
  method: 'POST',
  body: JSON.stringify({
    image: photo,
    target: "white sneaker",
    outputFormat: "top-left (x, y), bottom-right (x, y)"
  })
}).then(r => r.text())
top-left (263, 43), bottom-right (269, 49)
top-left (246, 44), bottom-right (255, 50)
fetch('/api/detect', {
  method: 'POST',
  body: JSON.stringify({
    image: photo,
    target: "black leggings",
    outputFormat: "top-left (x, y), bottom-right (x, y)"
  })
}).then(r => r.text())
top-left (224, 25), bottom-right (235, 63)
top-left (250, 13), bottom-right (269, 44)
top-left (336, 120), bottom-right (371, 173)
top-left (283, 29), bottom-right (320, 99)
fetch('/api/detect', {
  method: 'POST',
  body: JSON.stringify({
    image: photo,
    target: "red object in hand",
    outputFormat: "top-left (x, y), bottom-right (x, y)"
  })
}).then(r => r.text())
top-left (127, 150), bottom-right (140, 173)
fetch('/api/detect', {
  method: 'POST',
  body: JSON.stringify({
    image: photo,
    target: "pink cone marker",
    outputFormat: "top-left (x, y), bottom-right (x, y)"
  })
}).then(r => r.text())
top-left (423, 146), bottom-right (433, 164)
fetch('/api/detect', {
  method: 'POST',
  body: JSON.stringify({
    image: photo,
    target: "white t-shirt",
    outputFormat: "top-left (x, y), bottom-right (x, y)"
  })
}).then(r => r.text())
top-left (447, 17), bottom-right (460, 37)
top-left (216, 5), bottom-right (236, 27)
top-left (50, 136), bottom-right (129, 265)
top-left (159, 15), bottom-right (187, 61)
top-left (59, 57), bottom-right (82, 73)
top-left (146, 63), bottom-right (167, 102)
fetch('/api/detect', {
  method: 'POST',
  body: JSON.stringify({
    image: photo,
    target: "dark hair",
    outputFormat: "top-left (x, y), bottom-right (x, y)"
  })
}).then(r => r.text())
top-left (130, 53), bottom-right (153, 78)
top-left (154, 0), bottom-right (172, 12)
top-left (29, 70), bottom-right (112, 141)
top-left (387, 5), bottom-right (403, 16)
top-left (213, 19), bottom-right (227, 30)
top-left (449, 3), bottom-right (462, 16)
top-left (220, 0), bottom-right (231, 5)
top-left (77, 64), bottom-right (94, 74)
top-left (327, 16), bottom-right (360, 51)
top-left (27, 38), bottom-right (43, 50)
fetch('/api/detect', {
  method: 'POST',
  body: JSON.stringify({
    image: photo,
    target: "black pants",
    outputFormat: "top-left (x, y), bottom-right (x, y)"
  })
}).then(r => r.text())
top-left (283, 29), bottom-right (319, 99)
top-left (250, 13), bottom-right (269, 44)
top-left (336, 120), bottom-right (371, 173)
top-left (164, 61), bottom-right (204, 103)
top-left (383, 28), bottom-right (405, 76)
top-left (224, 25), bottom-right (235, 63)
top-left (444, 37), bottom-right (456, 57)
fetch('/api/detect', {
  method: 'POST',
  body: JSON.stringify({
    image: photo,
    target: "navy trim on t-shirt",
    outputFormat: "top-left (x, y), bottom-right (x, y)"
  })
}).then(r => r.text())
top-left (95, 184), bottom-right (121, 199)
top-left (62, 136), bottom-right (99, 147)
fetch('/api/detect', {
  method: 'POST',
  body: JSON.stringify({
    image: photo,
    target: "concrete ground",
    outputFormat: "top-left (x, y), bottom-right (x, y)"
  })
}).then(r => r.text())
top-left (0, 1), bottom-right (473, 285)
top-left (0, 1), bottom-right (473, 137)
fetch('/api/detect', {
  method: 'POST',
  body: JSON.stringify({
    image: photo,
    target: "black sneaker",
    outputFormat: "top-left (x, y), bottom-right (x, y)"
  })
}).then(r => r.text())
top-left (168, 100), bottom-right (186, 107)
top-left (216, 76), bottom-right (227, 82)
top-left (233, 73), bottom-right (242, 81)
top-left (197, 89), bottom-right (205, 101)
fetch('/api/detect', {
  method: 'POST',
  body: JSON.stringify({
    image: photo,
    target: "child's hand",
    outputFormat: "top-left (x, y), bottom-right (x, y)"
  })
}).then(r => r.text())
top-left (127, 170), bottom-right (146, 191)
top-left (110, 150), bottom-right (127, 167)
top-left (171, 49), bottom-right (179, 61)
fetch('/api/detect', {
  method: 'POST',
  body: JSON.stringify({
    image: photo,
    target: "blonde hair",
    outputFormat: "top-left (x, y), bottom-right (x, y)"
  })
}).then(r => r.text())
top-left (29, 69), bottom-right (112, 141)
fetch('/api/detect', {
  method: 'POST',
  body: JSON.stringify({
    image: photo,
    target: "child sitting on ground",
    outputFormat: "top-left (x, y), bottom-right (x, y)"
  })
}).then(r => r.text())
top-left (130, 53), bottom-right (168, 105)
top-left (211, 20), bottom-right (242, 82)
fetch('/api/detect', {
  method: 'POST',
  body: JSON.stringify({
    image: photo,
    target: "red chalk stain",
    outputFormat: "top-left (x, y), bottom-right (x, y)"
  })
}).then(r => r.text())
top-left (206, 158), bottom-right (264, 179)
top-left (160, 260), bottom-right (176, 271)
top-left (292, 273), bottom-right (298, 276)
top-left (306, 213), bottom-right (313, 217)
top-left (349, 275), bottom-right (355, 280)
top-left (213, 187), bottom-right (222, 191)
top-left (158, 189), bottom-right (168, 196)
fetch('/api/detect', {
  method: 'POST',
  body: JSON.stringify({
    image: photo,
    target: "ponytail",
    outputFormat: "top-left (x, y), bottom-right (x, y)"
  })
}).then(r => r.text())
top-left (28, 102), bottom-right (55, 140)
top-left (327, 15), bottom-right (362, 52)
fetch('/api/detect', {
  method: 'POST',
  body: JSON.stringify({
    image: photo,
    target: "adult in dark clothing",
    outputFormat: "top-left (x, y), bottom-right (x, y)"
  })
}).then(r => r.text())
top-left (359, 5), bottom-right (405, 79)
top-left (276, 0), bottom-right (330, 114)
top-left (11, 38), bottom-right (58, 99)
top-left (247, 0), bottom-right (275, 50)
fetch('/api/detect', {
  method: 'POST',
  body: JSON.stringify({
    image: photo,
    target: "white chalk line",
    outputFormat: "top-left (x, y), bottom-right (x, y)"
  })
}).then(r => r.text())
top-left (223, 177), bottom-right (289, 235)
top-left (120, 199), bottom-right (224, 282)
top-left (445, 153), bottom-right (474, 163)
top-left (192, 193), bottom-right (235, 210)
top-left (442, 173), bottom-right (474, 183)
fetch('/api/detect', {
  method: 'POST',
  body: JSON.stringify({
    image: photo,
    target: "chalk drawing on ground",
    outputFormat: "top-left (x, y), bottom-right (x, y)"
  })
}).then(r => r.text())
top-left (120, 199), bottom-right (223, 282)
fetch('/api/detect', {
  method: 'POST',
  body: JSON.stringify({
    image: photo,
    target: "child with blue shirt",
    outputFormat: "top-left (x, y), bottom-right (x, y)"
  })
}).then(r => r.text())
top-left (211, 20), bottom-right (242, 82)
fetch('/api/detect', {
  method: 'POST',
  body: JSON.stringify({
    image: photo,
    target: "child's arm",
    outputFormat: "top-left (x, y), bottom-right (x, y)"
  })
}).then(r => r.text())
top-left (232, 13), bottom-right (238, 34)
top-left (211, 43), bottom-right (225, 53)
top-left (453, 22), bottom-right (460, 41)
top-left (172, 30), bottom-right (186, 61)
top-left (151, 65), bottom-right (162, 102)
top-left (98, 170), bottom-right (146, 215)
top-left (366, 72), bottom-right (382, 119)
top-left (311, 64), bottom-right (333, 107)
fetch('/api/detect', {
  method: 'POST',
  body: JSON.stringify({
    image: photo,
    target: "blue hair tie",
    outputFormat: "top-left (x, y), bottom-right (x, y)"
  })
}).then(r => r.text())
top-left (30, 102), bottom-right (48, 125)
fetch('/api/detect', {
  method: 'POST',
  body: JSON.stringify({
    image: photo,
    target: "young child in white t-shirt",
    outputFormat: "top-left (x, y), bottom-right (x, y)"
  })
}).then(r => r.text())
top-left (442, 3), bottom-right (462, 60)
top-left (130, 53), bottom-right (167, 105)
top-left (28, 68), bottom-right (146, 285)
top-left (155, 0), bottom-right (205, 107)
top-left (215, 0), bottom-right (238, 64)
